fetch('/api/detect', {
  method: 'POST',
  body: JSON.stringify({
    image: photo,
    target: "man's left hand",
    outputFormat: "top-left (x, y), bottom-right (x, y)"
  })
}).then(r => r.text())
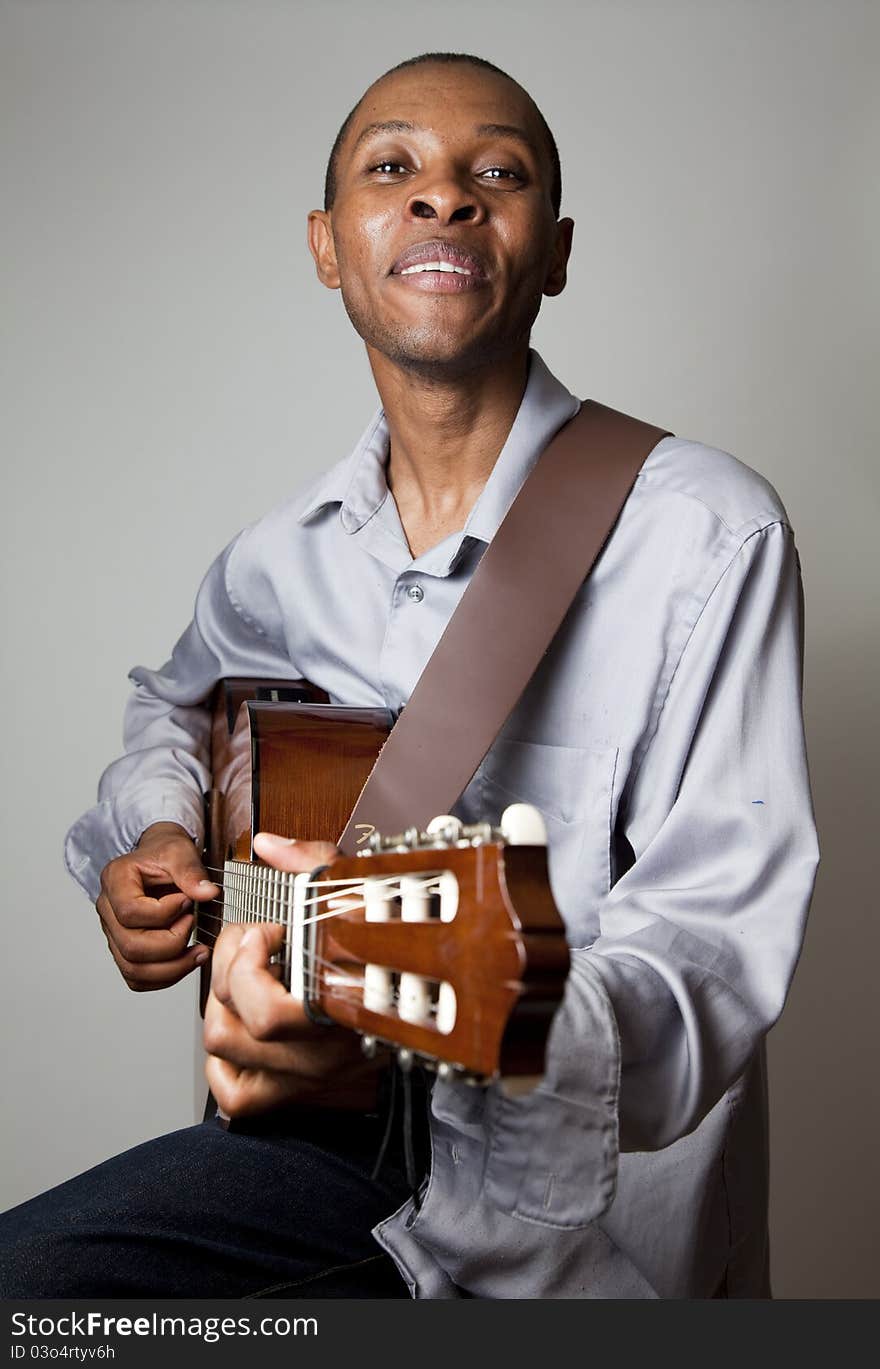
top-left (204, 834), bottom-right (387, 1118)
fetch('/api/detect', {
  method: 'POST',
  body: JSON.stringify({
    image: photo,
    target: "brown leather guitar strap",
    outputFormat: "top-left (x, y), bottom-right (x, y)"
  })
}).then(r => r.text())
top-left (336, 399), bottom-right (672, 854)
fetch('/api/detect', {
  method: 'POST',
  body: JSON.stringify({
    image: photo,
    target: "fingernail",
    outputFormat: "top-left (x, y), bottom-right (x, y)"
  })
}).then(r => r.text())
top-left (194, 949), bottom-right (210, 965)
top-left (180, 899), bottom-right (193, 912)
top-left (240, 928), bottom-right (259, 948)
top-left (197, 879), bottom-right (219, 891)
top-left (255, 833), bottom-right (297, 846)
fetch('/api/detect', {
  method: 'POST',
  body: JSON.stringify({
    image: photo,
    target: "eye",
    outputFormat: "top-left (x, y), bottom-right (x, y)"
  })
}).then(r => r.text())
top-left (479, 167), bottom-right (523, 182)
top-left (369, 160), bottom-right (409, 175)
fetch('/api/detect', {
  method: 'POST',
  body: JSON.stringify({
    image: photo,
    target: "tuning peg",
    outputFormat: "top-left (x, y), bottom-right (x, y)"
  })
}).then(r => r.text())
top-left (426, 814), bottom-right (464, 842)
top-left (499, 803), bottom-right (547, 847)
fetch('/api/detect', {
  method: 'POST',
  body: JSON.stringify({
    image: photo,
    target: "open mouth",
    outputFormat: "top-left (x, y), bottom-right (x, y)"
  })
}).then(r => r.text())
top-left (389, 239), bottom-right (488, 291)
top-left (400, 261), bottom-right (475, 276)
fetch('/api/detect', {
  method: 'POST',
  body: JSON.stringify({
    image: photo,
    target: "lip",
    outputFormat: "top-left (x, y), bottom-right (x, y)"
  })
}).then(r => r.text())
top-left (389, 238), bottom-right (489, 281)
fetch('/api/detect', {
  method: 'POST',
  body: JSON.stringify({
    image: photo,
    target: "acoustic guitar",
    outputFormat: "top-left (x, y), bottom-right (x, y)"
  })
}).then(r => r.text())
top-left (195, 679), bottom-right (569, 1086)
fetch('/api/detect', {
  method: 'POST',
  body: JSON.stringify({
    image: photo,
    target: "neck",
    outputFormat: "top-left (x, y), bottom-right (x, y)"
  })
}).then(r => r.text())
top-left (366, 346), bottom-right (531, 558)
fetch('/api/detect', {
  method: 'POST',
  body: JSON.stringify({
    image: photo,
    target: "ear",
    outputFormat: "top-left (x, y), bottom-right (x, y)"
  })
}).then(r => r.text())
top-left (307, 210), bottom-right (341, 290)
top-left (543, 217), bottom-right (574, 298)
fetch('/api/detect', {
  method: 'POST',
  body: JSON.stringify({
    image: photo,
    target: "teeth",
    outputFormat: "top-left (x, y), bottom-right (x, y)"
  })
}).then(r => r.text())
top-left (400, 261), bottom-right (473, 275)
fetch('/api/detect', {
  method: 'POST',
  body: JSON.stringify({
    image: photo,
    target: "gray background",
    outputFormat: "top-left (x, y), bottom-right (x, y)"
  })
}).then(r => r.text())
top-left (1, 0), bottom-right (877, 1298)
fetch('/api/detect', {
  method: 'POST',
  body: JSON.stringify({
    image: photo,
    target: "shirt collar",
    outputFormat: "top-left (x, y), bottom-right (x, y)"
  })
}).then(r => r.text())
top-left (297, 349), bottom-right (581, 545)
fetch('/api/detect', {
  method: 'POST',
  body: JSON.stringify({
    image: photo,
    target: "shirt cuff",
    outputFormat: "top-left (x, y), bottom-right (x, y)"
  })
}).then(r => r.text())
top-left (64, 784), bottom-right (205, 902)
top-left (482, 950), bottom-right (621, 1228)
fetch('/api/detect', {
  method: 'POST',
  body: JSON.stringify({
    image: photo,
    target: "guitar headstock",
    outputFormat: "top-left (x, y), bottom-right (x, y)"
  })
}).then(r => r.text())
top-left (310, 805), bottom-right (569, 1085)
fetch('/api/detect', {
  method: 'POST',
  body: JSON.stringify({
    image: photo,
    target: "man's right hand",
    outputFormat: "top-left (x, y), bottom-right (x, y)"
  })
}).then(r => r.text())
top-left (95, 822), bottom-right (219, 991)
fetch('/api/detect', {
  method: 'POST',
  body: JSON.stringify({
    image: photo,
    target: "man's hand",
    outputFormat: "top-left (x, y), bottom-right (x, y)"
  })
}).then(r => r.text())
top-left (96, 821), bottom-right (219, 991)
top-left (204, 833), bottom-right (387, 1118)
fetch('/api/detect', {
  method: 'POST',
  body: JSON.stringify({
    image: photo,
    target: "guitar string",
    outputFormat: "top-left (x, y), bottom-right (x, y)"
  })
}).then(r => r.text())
top-left (192, 886), bottom-right (445, 946)
top-left (199, 862), bottom-right (458, 892)
top-left (193, 881), bottom-right (448, 974)
top-left (295, 948), bottom-right (446, 1018)
top-left (195, 902), bottom-right (437, 950)
top-left (192, 867), bottom-right (448, 987)
top-left (210, 868), bottom-right (445, 909)
top-left (299, 947), bottom-right (448, 1019)
top-left (194, 906), bottom-right (442, 959)
top-left (200, 863), bottom-right (401, 884)
top-left (194, 925), bottom-right (437, 1002)
top-left (192, 920), bottom-right (447, 1021)
top-left (192, 909), bottom-right (438, 951)
top-left (192, 878), bottom-right (450, 1023)
top-left (191, 867), bottom-right (453, 1028)
top-left (316, 984), bottom-right (444, 1021)
top-left (193, 872), bottom-right (446, 934)
top-left (224, 946), bottom-right (447, 1021)
top-left (194, 928), bottom-right (446, 1024)
top-left (309, 982), bottom-right (445, 1025)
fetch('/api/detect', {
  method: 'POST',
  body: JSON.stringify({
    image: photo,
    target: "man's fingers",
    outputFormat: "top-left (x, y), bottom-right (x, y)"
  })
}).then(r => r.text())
top-left (94, 832), bottom-right (216, 990)
top-left (96, 893), bottom-right (199, 965)
top-left (117, 915), bottom-right (196, 965)
top-left (158, 855), bottom-right (221, 903)
top-left (101, 861), bottom-right (197, 930)
top-left (105, 935), bottom-right (208, 992)
top-left (230, 929), bottom-right (314, 1041)
top-left (101, 845), bottom-right (219, 932)
top-left (203, 991), bottom-right (315, 1071)
top-left (205, 1054), bottom-right (297, 1119)
top-left (134, 826), bottom-right (221, 903)
top-left (251, 833), bottom-right (339, 875)
top-left (209, 922), bottom-right (285, 1005)
top-left (211, 924), bottom-right (313, 1044)
top-left (203, 924), bottom-right (389, 1118)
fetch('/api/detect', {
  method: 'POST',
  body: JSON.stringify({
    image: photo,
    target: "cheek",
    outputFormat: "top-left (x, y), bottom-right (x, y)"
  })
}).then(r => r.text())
top-left (334, 205), bottom-right (397, 280)
top-left (507, 223), bottom-right (556, 278)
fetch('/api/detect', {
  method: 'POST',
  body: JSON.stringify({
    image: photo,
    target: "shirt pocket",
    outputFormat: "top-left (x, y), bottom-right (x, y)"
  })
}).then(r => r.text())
top-left (478, 738), bottom-right (619, 946)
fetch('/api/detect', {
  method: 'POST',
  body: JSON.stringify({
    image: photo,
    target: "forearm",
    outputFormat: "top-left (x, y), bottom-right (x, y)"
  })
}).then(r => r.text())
top-left (65, 529), bottom-right (295, 900)
top-left (65, 704), bottom-right (211, 901)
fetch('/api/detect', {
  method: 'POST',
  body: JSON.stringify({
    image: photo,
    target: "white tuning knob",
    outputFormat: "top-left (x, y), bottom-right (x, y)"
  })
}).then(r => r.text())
top-left (426, 814), bottom-right (464, 841)
top-left (499, 803), bottom-right (548, 847)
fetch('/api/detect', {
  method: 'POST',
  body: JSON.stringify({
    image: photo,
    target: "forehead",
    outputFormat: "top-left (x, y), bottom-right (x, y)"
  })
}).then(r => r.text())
top-left (347, 64), bottom-right (541, 148)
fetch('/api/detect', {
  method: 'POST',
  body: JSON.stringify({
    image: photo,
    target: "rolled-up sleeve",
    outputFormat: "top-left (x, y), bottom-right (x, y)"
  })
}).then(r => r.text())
top-left (484, 519), bottom-right (820, 1224)
top-left (64, 529), bottom-right (295, 901)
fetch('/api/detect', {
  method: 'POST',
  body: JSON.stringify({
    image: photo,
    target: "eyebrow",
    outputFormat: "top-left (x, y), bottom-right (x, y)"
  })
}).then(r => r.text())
top-left (351, 120), bottom-right (417, 152)
top-left (474, 122), bottom-right (539, 154)
top-left (351, 119), bottom-right (539, 157)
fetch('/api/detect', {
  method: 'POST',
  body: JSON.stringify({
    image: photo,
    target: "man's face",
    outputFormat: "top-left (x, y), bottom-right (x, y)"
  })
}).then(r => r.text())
top-left (308, 64), bottom-right (573, 378)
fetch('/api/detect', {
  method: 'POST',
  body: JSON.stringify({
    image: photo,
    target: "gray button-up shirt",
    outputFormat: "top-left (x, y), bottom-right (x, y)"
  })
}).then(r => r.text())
top-left (65, 351), bottom-right (820, 1298)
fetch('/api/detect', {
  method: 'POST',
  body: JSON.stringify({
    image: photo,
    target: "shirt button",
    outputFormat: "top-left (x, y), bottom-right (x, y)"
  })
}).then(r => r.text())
top-left (406, 584), bottom-right (425, 603)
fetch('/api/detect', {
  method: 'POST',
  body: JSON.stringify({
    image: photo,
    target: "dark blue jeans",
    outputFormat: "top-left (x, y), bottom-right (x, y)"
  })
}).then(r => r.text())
top-left (0, 1090), bottom-right (429, 1299)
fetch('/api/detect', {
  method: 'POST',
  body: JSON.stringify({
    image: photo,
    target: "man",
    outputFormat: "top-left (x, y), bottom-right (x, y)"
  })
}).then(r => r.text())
top-left (1, 52), bottom-right (819, 1298)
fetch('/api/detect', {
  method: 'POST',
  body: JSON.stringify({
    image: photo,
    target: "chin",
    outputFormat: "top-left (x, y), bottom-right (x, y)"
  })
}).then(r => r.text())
top-left (383, 336), bottom-right (485, 377)
top-left (344, 277), bottom-right (544, 382)
top-left (344, 302), bottom-right (531, 380)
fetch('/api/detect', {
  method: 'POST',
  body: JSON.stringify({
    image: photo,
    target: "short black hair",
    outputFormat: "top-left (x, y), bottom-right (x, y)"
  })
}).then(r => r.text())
top-left (323, 52), bottom-right (562, 218)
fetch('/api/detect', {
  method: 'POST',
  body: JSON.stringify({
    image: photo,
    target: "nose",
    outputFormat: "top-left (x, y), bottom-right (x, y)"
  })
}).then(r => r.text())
top-left (405, 174), bottom-right (485, 226)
